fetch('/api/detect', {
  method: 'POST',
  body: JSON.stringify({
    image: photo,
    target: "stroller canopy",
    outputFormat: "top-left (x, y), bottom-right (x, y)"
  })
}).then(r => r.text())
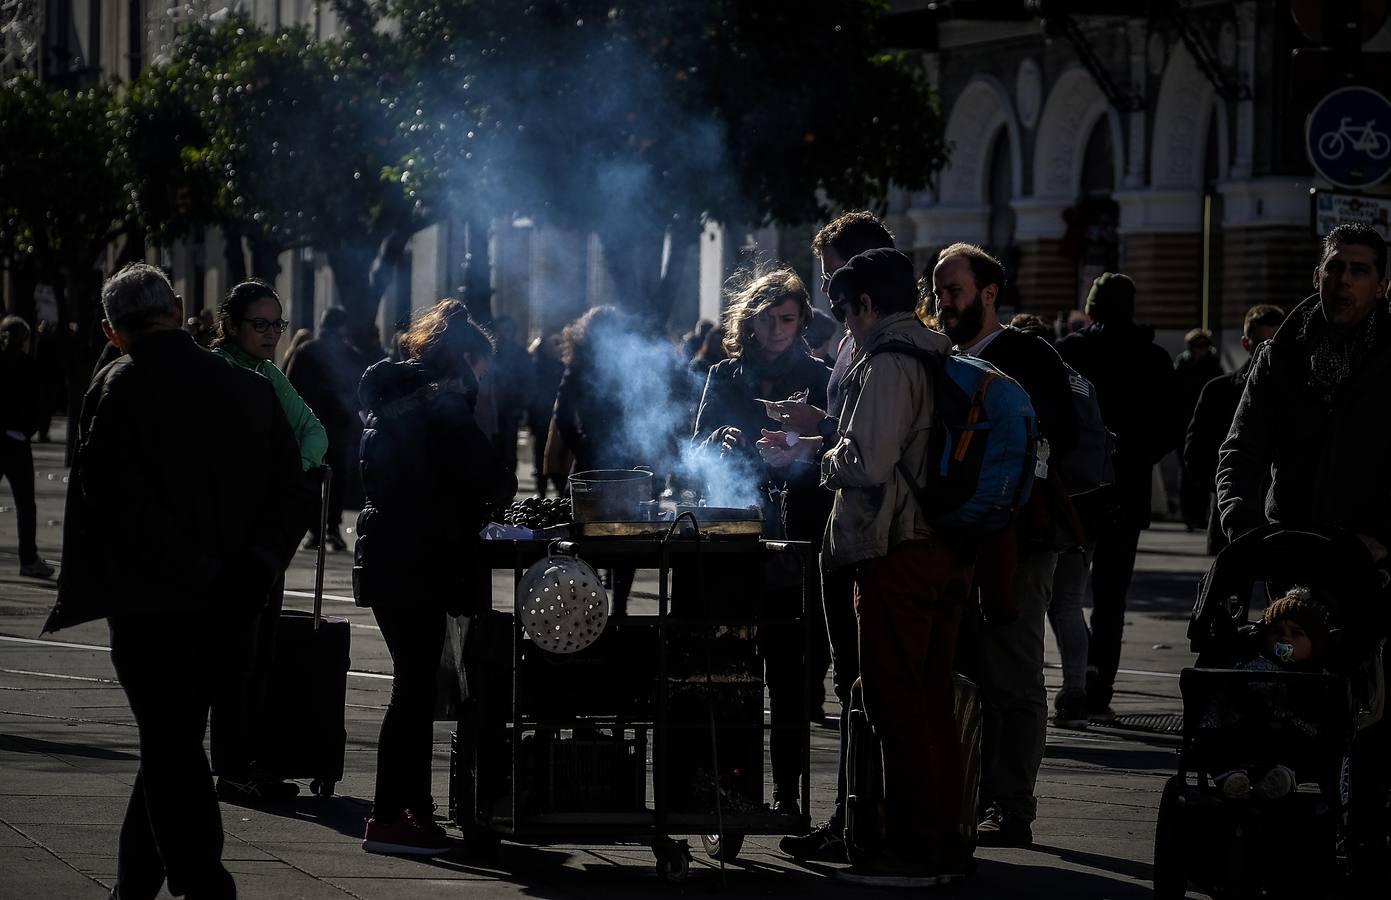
top-left (1188, 526), bottom-right (1388, 665)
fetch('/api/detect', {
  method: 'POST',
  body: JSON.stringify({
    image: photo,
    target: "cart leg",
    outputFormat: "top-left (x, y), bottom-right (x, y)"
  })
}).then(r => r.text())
top-left (653, 836), bottom-right (692, 882)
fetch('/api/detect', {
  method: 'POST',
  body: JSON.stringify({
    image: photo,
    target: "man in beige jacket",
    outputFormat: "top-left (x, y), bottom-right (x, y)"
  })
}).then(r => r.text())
top-left (821, 249), bottom-right (976, 886)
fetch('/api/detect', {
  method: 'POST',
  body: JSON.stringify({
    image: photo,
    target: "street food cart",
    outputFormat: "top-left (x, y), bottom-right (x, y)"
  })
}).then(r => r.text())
top-left (448, 510), bottom-right (814, 882)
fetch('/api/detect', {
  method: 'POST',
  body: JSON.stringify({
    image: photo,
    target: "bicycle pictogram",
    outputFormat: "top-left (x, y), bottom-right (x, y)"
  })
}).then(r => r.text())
top-left (1316, 117), bottom-right (1391, 161)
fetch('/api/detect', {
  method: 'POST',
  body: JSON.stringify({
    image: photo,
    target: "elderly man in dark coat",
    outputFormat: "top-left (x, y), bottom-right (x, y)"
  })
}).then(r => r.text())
top-left (45, 263), bottom-right (303, 900)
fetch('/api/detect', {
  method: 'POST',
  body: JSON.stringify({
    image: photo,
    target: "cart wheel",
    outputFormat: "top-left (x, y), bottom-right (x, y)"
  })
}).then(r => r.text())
top-left (1153, 775), bottom-right (1189, 900)
top-left (654, 840), bottom-right (692, 882)
top-left (701, 832), bottom-right (744, 861)
top-left (309, 779), bottom-right (335, 798)
top-left (656, 849), bottom-right (690, 882)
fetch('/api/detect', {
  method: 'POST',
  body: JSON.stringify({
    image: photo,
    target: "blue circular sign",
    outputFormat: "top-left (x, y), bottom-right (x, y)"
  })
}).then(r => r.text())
top-left (1307, 86), bottom-right (1391, 189)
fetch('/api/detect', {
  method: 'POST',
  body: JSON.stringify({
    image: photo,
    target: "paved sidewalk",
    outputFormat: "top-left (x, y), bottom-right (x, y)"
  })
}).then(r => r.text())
top-left (0, 424), bottom-right (1209, 898)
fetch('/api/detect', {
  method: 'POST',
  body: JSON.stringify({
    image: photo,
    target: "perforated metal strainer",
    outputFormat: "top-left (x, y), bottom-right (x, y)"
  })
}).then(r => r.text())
top-left (516, 553), bottom-right (610, 654)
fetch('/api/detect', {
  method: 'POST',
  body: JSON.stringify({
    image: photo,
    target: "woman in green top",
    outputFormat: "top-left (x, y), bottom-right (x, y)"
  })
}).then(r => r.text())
top-left (209, 279), bottom-right (328, 803)
top-left (213, 281), bottom-right (328, 471)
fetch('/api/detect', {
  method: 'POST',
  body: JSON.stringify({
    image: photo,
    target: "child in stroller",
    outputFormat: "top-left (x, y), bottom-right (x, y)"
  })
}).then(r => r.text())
top-left (1209, 586), bottom-right (1333, 802)
top-left (1154, 527), bottom-right (1390, 900)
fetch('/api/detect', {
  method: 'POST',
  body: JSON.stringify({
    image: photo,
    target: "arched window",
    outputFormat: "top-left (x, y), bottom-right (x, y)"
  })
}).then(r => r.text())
top-left (1073, 117), bottom-right (1119, 306)
top-left (986, 130), bottom-right (1016, 254)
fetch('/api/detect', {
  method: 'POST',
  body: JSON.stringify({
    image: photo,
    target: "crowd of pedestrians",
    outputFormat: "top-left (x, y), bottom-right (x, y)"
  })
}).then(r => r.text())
top-left (8, 211), bottom-right (1388, 894)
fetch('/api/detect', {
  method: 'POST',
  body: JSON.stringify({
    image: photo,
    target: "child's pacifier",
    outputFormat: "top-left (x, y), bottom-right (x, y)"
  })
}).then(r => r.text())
top-left (1273, 641), bottom-right (1295, 663)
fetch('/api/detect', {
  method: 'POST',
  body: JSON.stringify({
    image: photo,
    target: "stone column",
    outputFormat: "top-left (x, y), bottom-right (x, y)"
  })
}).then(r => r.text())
top-left (1115, 190), bottom-right (1204, 330)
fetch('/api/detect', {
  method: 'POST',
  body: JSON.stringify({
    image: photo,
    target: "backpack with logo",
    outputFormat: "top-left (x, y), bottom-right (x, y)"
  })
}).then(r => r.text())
top-left (869, 346), bottom-right (1038, 537)
top-left (1052, 364), bottom-right (1116, 496)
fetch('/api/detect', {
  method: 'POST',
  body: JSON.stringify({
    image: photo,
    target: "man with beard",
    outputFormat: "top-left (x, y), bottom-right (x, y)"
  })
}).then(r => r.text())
top-left (932, 243), bottom-right (1078, 848)
top-left (1217, 224), bottom-right (1391, 868)
top-left (1218, 222), bottom-right (1391, 559)
top-left (1183, 304), bottom-right (1284, 555)
top-left (1058, 274), bottom-right (1181, 720)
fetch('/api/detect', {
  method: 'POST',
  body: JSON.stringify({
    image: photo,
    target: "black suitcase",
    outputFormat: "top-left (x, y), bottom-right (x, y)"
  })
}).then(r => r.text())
top-left (844, 673), bottom-right (982, 863)
top-left (250, 464), bottom-right (350, 797)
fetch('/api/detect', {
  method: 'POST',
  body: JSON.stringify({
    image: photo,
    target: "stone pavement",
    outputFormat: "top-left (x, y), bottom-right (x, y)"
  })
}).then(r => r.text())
top-left (0, 424), bottom-right (1211, 898)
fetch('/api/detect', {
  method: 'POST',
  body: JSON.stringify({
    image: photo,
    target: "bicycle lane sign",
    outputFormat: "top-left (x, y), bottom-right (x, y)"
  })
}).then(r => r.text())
top-left (1307, 86), bottom-right (1391, 190)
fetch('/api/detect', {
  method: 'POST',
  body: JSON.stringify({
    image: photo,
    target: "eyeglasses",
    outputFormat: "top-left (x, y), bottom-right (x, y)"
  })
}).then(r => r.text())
top-left (245, 317), bottom-right (289, 335)
top-left (829, 298), bottom-right (849, 324)
top-left (820, 272), bottom-right (832, 292)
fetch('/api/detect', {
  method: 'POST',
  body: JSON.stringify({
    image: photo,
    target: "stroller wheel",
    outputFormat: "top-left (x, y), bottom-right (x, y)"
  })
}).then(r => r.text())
top-left (1153, 775), bottom-right (1190, 900)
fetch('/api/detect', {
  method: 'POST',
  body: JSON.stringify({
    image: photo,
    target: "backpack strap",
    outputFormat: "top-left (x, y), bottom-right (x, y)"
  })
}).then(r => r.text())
top-left (867, 344), bottom-right (944, 517)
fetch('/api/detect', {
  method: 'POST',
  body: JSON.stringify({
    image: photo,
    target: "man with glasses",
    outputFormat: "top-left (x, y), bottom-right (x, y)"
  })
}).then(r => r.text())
top-left (44, 263), bottom-right (304, 900)
top-left (775, 212), bottom-right (896, 863)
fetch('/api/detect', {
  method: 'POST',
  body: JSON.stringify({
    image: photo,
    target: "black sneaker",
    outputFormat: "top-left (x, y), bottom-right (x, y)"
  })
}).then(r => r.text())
top-left (217, 777), bottom-right (301, 804)
top-left (779, 820), bottom-right (847, 863)
top-left (1053, 690), bottom-right (1089, 729)
top-left (771, 796), bottom-right (801, 817)
top-left (976, 808), bottom-right (1033, 848)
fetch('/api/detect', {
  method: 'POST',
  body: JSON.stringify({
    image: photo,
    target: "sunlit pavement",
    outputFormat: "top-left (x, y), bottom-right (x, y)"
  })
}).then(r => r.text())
top-left (0, 422), bottom-right (1208, 898)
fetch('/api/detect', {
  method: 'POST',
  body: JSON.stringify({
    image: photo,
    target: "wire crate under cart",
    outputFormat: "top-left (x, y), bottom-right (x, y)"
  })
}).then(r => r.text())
top-left (449, 536), bottom-right (815, 882)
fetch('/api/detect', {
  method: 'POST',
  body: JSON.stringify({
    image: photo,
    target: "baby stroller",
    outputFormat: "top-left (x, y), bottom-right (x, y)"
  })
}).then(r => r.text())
top-left (1154, 527), bottom-right (1391, 899)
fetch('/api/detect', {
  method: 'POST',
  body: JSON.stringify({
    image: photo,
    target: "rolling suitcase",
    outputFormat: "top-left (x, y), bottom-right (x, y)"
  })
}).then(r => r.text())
top-left (256, 464), bottom-right (351, 797)
top-left (844, 672), bottom-right (982, 864)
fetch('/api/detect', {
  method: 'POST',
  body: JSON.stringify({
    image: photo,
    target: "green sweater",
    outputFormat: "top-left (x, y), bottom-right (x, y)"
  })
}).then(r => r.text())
top-left (214, 343), bottom-right (329, 471)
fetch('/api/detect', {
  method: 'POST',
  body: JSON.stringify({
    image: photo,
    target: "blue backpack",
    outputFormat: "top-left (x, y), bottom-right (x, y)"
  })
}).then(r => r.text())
top-left (870, 346), bottom-right (1038, 536)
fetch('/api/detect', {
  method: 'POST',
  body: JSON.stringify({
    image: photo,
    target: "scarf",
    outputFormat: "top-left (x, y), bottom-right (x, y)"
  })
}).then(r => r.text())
top-left (1305, 300), bottom-right (1386, 406)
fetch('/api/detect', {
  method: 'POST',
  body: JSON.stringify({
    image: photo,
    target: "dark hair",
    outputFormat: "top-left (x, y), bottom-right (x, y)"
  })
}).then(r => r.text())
top-left (721, 265), bottom-right (812, 357)
top-left (1242, 303), bottom-right (1285, 340)
top-left (1009, 313), bottom-right (1050, 340)
top-left (319, 306), bottom-right (349, 333)
top-left (399, 299), bottom-right (495, 377)
top-left (214, 280), bottom-right (280, 347)
top-left (1, 315), bottom-right (31, 353)
top-left (827, 248), bottom-right (919, 316)
top-left (1323, 222), bottom-right (1388, 279)
top-left (936, 242), bottom-right (1006, 296)
top-left (812, 211), bottom-right (895, 262)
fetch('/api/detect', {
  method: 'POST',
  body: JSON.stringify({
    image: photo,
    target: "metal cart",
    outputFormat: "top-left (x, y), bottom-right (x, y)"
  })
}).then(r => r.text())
top-left (449, 535), bottom-right (814, 881)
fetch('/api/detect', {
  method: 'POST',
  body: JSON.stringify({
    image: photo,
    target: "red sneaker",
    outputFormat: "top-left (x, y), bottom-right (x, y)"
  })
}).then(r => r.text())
top-left (362, 811), bottom-right (453, 856)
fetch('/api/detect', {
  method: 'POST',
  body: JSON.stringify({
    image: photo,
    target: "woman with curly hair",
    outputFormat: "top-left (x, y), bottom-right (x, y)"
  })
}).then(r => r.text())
top-left (692, 264), bottom-right (832, 815)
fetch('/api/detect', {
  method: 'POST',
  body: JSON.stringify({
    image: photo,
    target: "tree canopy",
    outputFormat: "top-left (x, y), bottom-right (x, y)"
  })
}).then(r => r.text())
top-left (3, 0), bottom-right (947, 336)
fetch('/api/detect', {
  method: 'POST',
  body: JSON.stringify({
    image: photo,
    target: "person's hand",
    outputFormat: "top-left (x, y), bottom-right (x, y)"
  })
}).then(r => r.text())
top-left (719, 427), bottom-right (746, 452)
top-left (756, 429), bottom-right (818, 468)
top-left (762, 399), bottom-right (828, 434)
top-left (1357, 533), bottom-right (1388, 563)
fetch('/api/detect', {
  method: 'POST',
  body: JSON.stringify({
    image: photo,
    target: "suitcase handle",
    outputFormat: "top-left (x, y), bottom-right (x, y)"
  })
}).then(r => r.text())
top-left (314, 464), bottom-right (331, 631)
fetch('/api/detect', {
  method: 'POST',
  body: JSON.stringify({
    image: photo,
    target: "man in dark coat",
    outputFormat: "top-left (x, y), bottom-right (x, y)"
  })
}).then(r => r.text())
top-left (43, 263), bottom-right (303, 900)
top-left (285, 307), bottom-right (364, 550)
top-left (0, 315), bottom-right (54, 577)
top-left (1183, 305), bottom-right (1285, 555)
top-left (1217, 223), bottom-right (1391, 869)
top-left (1058, 273), bottom-right (1182, 719)
top-left (1174, 328), bottom-right (1224, 530)
top-left (1219, 223), bottom-right (1391, 554)
top-left (934, 243), bottom-right (1079, 848)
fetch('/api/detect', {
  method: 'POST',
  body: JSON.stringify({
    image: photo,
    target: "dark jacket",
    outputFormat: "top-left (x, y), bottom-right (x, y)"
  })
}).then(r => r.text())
top-left (1184, 360), bottom-right (1255, 553)
top-left (527, 346), bottom-right (566, 433)
top-left (977, 326), bottom-right (1082, 550)
top-left (977, 327), bottom-right (1079, 459)
top-left (45, 329), bottom-right (305, 631)
top-left (1058, 321), bottom-right (1181, 530)
top-left (353, 358), bottom-right (517, 615)
top-left (1217, 294), bottom-right (1391, 547)
top-left (1174, 351), bottom-right (1225, 439)
top-left (0, 350), bottom-right (40, 438)
top-left (692, 344), bottom-right (831, 542)
top-left (285, 332), bottom-right (367, 431)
